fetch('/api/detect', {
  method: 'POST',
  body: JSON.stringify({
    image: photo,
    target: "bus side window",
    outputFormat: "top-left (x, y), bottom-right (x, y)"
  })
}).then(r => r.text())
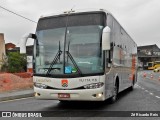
top-left (106, 50), bottom-right (112, 68)
top-left (109, 47), bottom-right (113, 63)
top-left (109, 50), bottom-right (112, 64)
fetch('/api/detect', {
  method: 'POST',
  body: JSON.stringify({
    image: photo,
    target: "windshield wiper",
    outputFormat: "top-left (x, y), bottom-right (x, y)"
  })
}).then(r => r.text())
top-left (66, 51), bottom-right (83, 76)
top-left (64, 19), bottom-right (83, 76)
top-left (46, 11), bottom-right (83, 76)
top-left (46, 41), bottom-right (62, 76)
top-left (65, 26), bottom-right (83, 76)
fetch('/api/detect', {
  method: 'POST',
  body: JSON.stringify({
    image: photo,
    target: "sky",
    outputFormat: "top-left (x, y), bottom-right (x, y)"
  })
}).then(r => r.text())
top-left (0, 0), bottom-right (160, 47)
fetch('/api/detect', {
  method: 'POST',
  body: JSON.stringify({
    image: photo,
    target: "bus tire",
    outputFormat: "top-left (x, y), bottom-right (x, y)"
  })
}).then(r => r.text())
top-left (109, 81), bottom-right (118, 104)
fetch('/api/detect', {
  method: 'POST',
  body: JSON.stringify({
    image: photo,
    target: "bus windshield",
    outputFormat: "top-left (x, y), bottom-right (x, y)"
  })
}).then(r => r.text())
top-left (35, 12), bottom-right (105, 76)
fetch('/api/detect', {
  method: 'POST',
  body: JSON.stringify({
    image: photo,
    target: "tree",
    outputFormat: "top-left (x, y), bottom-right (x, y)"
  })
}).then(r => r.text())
top-left (6, 52), bottom-right (27, 73)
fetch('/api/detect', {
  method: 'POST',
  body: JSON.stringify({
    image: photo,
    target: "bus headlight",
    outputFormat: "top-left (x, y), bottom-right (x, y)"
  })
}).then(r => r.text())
top-left (84, 82), bottom-right (104, 89)
top-left (34, 83), bottom-right (48, 89)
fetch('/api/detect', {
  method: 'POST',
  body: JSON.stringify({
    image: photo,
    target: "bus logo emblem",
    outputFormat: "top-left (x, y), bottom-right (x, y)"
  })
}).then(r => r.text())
top-left (61, 80), bottom-right (68, 87)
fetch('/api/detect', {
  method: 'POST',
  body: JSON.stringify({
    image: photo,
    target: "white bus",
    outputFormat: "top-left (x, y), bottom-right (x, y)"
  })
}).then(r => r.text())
top-left (20, 9), bottom-right (137, 103)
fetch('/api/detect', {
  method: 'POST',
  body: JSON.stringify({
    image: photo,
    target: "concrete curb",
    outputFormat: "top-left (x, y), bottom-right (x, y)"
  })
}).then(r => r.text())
top-left (0, 89), bottom-right (34, 102)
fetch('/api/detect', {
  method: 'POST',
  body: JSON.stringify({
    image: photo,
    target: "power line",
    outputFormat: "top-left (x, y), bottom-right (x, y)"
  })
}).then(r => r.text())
top-left (0, 5), bottom-right (37, 23)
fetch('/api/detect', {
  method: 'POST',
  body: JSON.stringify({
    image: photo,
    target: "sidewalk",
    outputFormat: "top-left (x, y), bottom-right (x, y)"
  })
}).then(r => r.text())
top-left (0, 89), bottom-right (34, 102)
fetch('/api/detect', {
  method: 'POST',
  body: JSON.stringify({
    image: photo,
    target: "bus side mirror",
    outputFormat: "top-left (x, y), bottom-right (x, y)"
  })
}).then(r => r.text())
top-left (102, 26), bottom-right (111, 50)
top-left (20, 33), bottom-right (37, 54)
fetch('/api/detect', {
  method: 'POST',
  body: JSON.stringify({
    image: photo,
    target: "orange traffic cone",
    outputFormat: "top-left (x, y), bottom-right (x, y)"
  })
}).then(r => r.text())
top-left (143, 72), bottom-right (147, 77)
top-left (150, 73), bottom-right (153, 79)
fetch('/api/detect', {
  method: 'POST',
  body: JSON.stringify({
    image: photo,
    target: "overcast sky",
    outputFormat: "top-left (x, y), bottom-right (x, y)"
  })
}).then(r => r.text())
top-left (0, 0), bottom-right (160, 47)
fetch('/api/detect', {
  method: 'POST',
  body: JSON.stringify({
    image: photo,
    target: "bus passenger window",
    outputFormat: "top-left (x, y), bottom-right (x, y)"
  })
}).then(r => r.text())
top-left (106, 51), bottom-right (111, 68)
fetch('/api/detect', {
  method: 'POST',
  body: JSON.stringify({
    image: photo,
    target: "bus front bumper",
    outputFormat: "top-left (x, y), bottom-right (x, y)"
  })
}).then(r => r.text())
top-left (34, 87), bottom-right (105, 101)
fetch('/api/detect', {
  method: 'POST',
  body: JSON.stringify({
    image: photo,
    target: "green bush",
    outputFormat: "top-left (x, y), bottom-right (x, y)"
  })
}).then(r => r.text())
top-left (1, 62), bottom-right (8, 72)
top-left (6, 52), bottom-right (27, 73)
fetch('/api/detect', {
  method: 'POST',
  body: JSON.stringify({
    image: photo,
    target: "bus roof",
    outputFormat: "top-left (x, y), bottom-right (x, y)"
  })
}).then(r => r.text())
top-left (40, 8), bottom-right (110, 18)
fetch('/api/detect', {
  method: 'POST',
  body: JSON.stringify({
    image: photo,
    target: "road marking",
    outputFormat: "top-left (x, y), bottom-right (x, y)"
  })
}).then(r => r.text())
top-left (155, 96), bottom-right (160, 99)
top-left (135, 84), bottom-right (139, 88)
top-left (135, 84), bottom-right (160, 100)
top-left (149, 92), bottom-right (153, 95)
top-left (0, 97), bottom-right (34, 103)
top-left (138, 85), bottom-right (156, 97)
top-left (145, 90), bottom-right (149, 92)
top-left (135, 86), bottom-right (139, 88)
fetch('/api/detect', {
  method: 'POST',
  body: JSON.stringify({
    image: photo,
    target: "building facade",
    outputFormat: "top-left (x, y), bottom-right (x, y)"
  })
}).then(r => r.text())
top-left (138, 44), bottom-right (160, 69)
top-left (0, 33), bottom-right (6, 70)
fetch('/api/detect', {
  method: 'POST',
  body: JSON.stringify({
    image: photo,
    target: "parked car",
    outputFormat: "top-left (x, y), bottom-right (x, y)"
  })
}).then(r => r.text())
top-left (153, 67), bottom-right (160, 72)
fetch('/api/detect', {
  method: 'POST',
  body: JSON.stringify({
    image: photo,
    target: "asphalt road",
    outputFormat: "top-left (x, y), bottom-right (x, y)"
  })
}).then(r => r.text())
top-left (0, 70), bottom-right (160, 120)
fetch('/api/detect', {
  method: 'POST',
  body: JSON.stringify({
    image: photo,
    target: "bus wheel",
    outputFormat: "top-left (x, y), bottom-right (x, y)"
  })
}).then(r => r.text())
top-left (109, 82), bottom-right (118, 103)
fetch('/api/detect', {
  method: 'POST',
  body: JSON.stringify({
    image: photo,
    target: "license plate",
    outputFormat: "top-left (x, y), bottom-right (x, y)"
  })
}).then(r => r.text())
top-left (58, 93), bottom-right (70, 98)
